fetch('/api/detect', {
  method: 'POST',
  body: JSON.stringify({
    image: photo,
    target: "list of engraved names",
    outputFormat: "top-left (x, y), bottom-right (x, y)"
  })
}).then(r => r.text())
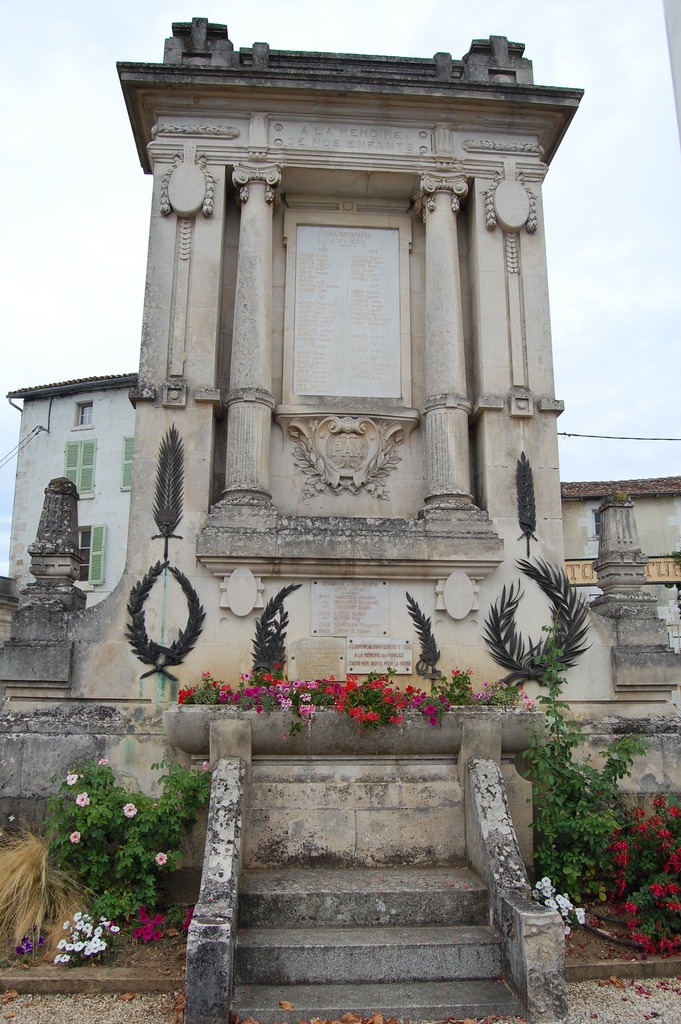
top-left (293, 225), bottom-right (401, 398)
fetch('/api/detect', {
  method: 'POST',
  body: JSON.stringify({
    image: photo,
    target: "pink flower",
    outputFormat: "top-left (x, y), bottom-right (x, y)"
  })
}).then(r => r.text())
top-left (69, 831), bottom-right (81, 844)
top-left (201, 761), bottom-right (211, 772)
top-left (66, 774), bottom-right (79, 786)
top-left (75, 792), bottom-right (90, 807)
top-left (122, 803), bottom-right (137, 818)
top-left (155, 852), bottom-right (168, 866)
top-left (98, 758), bottom-right (109, 766)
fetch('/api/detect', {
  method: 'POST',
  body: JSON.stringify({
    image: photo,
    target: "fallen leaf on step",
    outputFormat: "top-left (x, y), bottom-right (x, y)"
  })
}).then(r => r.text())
top-left (279, 1000), bottom-right (295, 1011)
top-left (120, 992), bottom-right (136, 1001)
top-left (1, 995), bottom-right (18, 1004)
top-left (342, 1015), bottom-right (361, 1024)
top-left (371, 1014), bottom-right (384, 1024)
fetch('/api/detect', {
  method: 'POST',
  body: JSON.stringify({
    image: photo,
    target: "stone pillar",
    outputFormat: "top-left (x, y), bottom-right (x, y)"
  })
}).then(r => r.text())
top-left (25, 477), bottom-right (86, 611)
top-left (593, 491), bottom-right (648, 595)
top-left (417, 171), bottom-right (473, 508)
top-left (221, 163), bottom-right (281, 504)
top-left (592, 492), bottom-right (677, 693)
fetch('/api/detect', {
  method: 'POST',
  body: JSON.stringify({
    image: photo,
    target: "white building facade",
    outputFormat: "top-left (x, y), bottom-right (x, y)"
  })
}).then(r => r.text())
top-left (7, 375), bottom-right (136, 606)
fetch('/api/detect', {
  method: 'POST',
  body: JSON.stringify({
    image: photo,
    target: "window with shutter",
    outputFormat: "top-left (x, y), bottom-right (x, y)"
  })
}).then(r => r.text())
top-left (63, 440), bottom-right (97, 495)
top-left (121, 436), bottom-right (134, 490)
top-left (88, 525), bottom-right (106, 585)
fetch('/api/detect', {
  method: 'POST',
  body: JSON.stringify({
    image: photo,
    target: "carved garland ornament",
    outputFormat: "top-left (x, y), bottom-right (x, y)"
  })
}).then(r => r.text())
top-left (288, 416), bottom-right (403, 499)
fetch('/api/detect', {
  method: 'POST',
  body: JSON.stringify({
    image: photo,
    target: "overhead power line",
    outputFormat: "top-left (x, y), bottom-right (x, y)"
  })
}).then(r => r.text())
top-left (558, 432), bottom-right (681, 442)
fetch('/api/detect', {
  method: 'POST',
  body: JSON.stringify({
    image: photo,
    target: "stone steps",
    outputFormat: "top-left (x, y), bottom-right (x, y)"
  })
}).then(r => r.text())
top-left (235, 923), bottom-right (501, 985)
top-left (231, 865), bottom-right (521, 1022)
top-left (238, 865), bottom-right (488, 928)
top-left (232, 979), bottom-right (522, 1023)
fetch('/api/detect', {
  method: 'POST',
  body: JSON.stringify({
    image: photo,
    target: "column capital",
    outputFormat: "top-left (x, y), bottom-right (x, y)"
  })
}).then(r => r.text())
top-left (232, 163), bottom-right (282, 205)
top-left (415, 170), bottom-right (468, 215)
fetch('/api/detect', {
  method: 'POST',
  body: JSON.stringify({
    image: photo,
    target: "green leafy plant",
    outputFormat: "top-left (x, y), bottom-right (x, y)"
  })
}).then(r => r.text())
top-left (45, 758), bottom-right (211, 920)
top-left (524, 627), bottom-right (646, 901)
top-left (609, 794), bottom-right (681, 954)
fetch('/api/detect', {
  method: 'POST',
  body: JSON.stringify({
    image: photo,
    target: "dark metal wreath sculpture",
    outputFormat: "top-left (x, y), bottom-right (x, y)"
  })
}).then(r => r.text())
top-left (126, 425), bottom-right (205, 679)
top-left (252, 583), bottom-right (302, 673)
top-left (125, 561), bottom-right (206, 680)
top-left (516, 451), bottom-right (537, 556)
top-left (405, 591), bottom-right (441, 680)
top-left (482, 557), bottom-right (590, 684)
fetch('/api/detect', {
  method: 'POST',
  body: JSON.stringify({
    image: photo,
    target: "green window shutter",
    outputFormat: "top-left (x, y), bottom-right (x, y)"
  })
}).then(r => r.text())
top-left (88, 525), bottom-right (106, 585)
top-left (78, 440), bottom-right (97, 494)
top-left (64, 442), bottom-right (80, 486)
top-left (121, 436), bottom-right (134, 490)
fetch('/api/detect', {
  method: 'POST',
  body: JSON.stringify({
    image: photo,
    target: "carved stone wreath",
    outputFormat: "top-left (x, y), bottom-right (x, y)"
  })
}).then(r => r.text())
top-left (288, 415), bottom-right (403, 499)
top-left (125, 560), bottom-right (206, 681)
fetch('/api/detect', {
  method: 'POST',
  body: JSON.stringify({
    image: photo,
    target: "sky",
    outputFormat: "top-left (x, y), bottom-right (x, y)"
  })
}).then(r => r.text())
top-left (1, 0), bottom-right (680, 576)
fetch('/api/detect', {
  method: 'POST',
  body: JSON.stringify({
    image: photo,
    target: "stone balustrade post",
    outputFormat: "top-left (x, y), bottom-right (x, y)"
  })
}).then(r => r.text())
top-left (222, 163), bottom-right (281, 504)
top-left (417, 171), bottom-right (473, 508)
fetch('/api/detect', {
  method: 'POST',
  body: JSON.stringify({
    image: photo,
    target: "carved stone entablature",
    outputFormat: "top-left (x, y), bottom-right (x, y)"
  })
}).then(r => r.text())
top-left (414, 169), bottom-right (468, 216)
top-left (160, 148), bottom-right (215, 217)
top-left (288, 415), bottom-right (405, 499)
top-left (232, 164), bottom-right (282, 206)
top-left (152, 122), bottom-right (240, 139)
top-left (482, 172), bottom-right (537, 233)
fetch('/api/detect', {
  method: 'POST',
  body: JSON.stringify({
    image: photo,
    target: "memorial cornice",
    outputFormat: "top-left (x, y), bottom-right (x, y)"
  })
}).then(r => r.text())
top-left (120, 62), bottom-right (581, 173)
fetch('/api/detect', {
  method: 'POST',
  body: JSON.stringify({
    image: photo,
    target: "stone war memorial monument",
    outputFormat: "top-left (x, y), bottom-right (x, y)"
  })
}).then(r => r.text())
top-left (1, 19), bottom-right (679, 1024)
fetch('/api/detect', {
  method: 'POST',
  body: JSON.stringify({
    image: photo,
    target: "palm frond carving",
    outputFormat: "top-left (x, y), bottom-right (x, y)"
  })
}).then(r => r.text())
top-left (482, 558), bottom-right (590, 684)
top-left (152, 425), bottom-right (184, 558)
top-left (252, 583), bottom-right (302, 673)
top-left (405, 592), bottom-right (441, 679)
top-left (516, 451), bottom-right (537, 556)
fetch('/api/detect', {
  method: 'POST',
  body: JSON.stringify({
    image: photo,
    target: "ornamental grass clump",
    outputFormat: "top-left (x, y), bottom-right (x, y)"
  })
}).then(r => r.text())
top-left (46, 758), bottom-right (211, 920)
top-left (0, 826), bottom-right (85, 952)
top-left (609, 794), bottom-right (681, 954)
top-left (178, 667), bottom-right (528, 733)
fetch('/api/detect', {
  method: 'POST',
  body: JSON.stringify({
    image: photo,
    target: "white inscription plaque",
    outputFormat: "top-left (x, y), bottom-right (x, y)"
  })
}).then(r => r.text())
top-left (312, 580), bottom-right (389, 636)
top-left (347, 637), bottom-right (412, 675)
top-left (293, 225), bottom-right (401, 398)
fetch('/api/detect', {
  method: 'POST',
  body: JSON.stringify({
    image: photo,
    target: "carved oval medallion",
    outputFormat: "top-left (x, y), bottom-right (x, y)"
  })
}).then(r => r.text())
top-left (493, 180), bottom-right (530, 232)
top-left (167, 163), bottom-right (207, 217)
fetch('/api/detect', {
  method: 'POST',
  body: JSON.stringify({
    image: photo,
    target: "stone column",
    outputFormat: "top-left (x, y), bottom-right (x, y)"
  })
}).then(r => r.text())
top-left (417, 171), bottom-right (473, 508)
top-left (222, 163), bottom-right (281, 504)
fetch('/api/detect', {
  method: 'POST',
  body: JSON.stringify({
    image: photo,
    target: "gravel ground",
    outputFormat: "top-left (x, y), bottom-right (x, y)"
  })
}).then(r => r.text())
top-left (2, 980), bottom-right (681, 1024)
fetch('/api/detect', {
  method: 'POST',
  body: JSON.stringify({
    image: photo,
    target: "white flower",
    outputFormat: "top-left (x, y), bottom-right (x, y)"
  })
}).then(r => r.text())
top-left (62, 921), bottom-right (70, 930)
top-left (73, 912), bottom-right (82, 921)
top-left (122, 802), bottom-right (137, 818)
top-left (57, 939), bottom-right (67, 950)
top-left (98, 758), bottom-right (110, 766)
top-left (75, 792), bottom-right (90, 807)
top-left (109, 925), bottom-right (120, 933)
top-left (66, 773), bottom-right (79, 786)
top-left (575, 907), bottom-right (586, 925)
top-left (155, 851), bottom-right (168, 866)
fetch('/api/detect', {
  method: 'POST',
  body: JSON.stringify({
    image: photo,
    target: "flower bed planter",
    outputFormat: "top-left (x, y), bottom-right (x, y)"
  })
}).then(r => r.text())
top-left (163, 704), bottom-right (539, 758)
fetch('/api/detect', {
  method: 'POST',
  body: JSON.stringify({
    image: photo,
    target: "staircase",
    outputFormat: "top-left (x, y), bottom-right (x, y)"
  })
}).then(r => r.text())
top-left (232, 864), bottom-right (522, 1022)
